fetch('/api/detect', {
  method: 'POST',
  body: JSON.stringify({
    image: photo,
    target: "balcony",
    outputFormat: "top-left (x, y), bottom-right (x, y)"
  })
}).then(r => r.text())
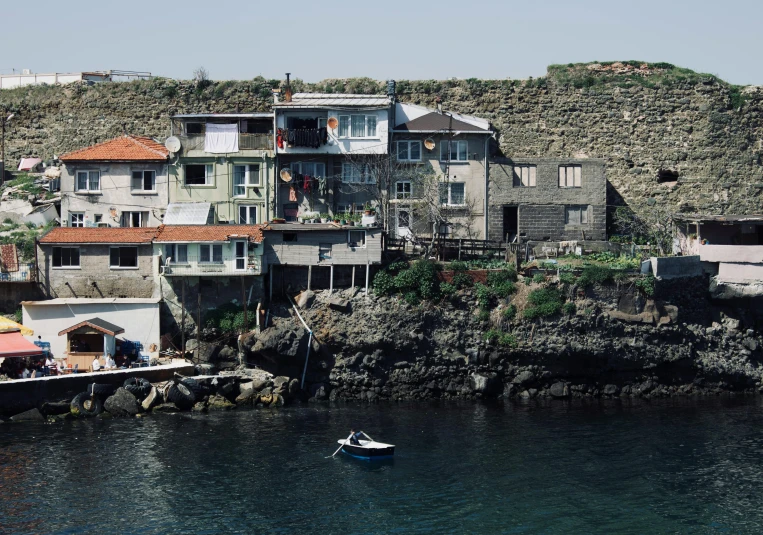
top-left (161, 256), bottom-right (262, 277)
top-left (178, 133), bottom-right (273, 153)
top-left (0, 263), bottom-right (36, 282)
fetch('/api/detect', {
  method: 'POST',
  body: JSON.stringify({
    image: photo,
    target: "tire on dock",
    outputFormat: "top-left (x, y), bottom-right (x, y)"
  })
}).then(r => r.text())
top-left (87, 383), bottom-right (115, 397)
top-left (123, 377), bottom-right (152, 400)
top-left (179, 377), bottom-right (207, 400)
top-left (166, 382), bottom-right (196, 410)
top-left (71, 392), bottom-right (104, 417)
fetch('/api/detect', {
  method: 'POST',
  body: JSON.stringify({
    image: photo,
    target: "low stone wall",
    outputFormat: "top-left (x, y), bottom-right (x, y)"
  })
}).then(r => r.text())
top-left (650, 255), bottom-right (703, 279)
top-left (0, 282), bottom-right (43, 314)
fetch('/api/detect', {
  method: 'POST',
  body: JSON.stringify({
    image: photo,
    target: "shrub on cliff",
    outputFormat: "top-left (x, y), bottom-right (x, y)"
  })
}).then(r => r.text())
top-left (374, 259), bottom-right (441, 301)
top-left (204, 303), bottom-right (246, 332)
top-left (524, 288), bottom-right (564, 319)
top-left (578, 265), bottom-right (615, 287)
top-left (372, 271), bottom-right (395, 296)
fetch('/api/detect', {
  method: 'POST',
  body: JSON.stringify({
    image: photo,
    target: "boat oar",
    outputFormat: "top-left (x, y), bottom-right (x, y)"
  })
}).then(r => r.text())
top-left (330, 433), bottom-right (353, 458)
top-left (360, 431), bottom-right (374, 442)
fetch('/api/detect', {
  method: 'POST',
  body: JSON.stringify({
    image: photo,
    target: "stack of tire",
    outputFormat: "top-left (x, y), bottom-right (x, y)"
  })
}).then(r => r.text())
top-left (123, 377), bottom-right (152, 400)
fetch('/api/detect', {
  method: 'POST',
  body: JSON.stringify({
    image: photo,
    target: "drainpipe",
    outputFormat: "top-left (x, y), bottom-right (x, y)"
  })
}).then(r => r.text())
top-left (484, 135), bottom-right (489, 240)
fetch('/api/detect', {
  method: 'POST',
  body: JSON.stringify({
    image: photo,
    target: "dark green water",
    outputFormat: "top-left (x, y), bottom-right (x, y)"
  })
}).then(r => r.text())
top-left (2, 398), bottom-right (763, 534)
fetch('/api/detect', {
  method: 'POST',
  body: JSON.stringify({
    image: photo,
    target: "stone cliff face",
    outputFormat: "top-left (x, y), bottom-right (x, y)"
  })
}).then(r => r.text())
top-left (244, 285), bottom-right (763, 401)
top-left (2, 65), bottom-right (763, 219)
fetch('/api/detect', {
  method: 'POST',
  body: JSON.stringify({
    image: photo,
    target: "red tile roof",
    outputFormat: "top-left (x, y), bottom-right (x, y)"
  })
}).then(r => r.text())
top-left (154, 225), bottom-right (264, 243)
top-left (60, 135), bottom-right (169, 162)
top-left (39, 227), bottom-right (158, 244)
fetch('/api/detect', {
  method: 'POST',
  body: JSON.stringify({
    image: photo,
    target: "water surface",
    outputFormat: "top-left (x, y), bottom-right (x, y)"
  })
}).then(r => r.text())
top-left (2, 398), bottom-right (763, 534)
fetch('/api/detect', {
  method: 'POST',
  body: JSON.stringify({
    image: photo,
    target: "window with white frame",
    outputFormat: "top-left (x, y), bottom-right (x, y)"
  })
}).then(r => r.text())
top-left (199, 244), bottom-right (223, 263)
top-left (439, 182), bottom-right (465, 206)
top-left (513, 165), bottom-right (536, 187)
top-left (121, 211), bottom-right (148, 228)
top-left (69, 212), bottom-right (85, 228)
top-left (319, 243), bottom-right (332, 261)
top-left (337, 204), bottom-right (350, 214)
top-left (397, 141), bottom-right (421, 162)
top-left (75, 170), bottom-right (100, 192)
top-left (52, 246), bottom-right (80, 268)
top-left (565, 205), bottom-right (590, 225)
top-left (109, 246), bottom-right (139, 268)
top-left (164, 244), bottom-right (188, 264)
top-left (348, 230), bottom-right (366, 248)
top-left (185, 164), bottom-right (213, 186)
top-left (291, 162), bottom-right (325, 177)
top-left (440, 140), bottom-right (468, 162)
top-left (341, 162), bottom-right (375, 184)
top-left (338, 115), bottom-right (377, 138)
top-left (131, 170), bottom-right (156, 192)
top-left (395, 181), bottom-right (412, 199)
top-left (559, 165), bottom-right (582, 188)
top-left (233, 164), bottom-right (261, 196)
top-left (238, 205), bottom-right (257, 225)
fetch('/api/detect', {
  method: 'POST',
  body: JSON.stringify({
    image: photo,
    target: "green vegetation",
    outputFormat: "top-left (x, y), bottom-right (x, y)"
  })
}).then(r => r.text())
top-left (563, 302), bottom-right (577, 315)
top-left (451, 271), bottom-right (473, 289)
top-left (559, 271), bottom-right (577, 285)
top-left (477, 309), bottom-right (490, 323)
top-left (0, 221), bottom-right (54, 261)
top-left (372, 259), bottom-right (441, 302)
top-left (502, 304), bottom-right (517, 320)
top-left (204, 303), bottom-right (247, 332)
top-left (635, 274), bottom-right (656, 297)
top-left (585, 251), bottom-right (641, 270)
top-left (547, 61), bottom-right (725, 90)
top-left (577, 265), bottom-right (615, 287)
top-left (532, 273), bottom-right (546, 284)
top-left (485, 328), bottom-right (518, 348)
top-left (2, 173), bottom-right (51, 200)
top-left (524, 288), bottom-right (565, 320)
top-left (14, 309), bottom-right (22, 323)
top-left (439, 282), bottom-right (456, 297)
top-left (448, 260), bottom-right (468, 271)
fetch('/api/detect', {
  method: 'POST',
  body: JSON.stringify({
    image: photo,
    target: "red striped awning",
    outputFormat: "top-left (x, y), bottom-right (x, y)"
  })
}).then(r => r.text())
top-left (0, 330), bottom-right (44, 357)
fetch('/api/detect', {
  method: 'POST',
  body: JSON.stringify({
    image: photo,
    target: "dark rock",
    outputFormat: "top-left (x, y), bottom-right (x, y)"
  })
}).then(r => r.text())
top-left (310, 382), bottom-right (328, 400)
top-left (207, 394), bottom-right (235, 411)
top-left (296, 290), bottom-right (315, 309)
top-left (142, 386), bottom-right (160, 411)
top-left (10, 408), bottom-right (45, 422)
top-left (288, 378), bottom-right (300, 398)
top-left (152, 403), bottom-right (181, 413)
top-left (192, 402), bottom-right (208, 412)
top-left (603, 384), bottom-right (619, 396)
top-left (512, 370), bottom-right (535, 385)
top-left (549, 382), bottom-right (569, 398)
top-left (469, 372), bottom-right (501, 396)
top-left (104, 388), bottom-right (141, 417)
top-left (40, 401), bottom-right (71, 416)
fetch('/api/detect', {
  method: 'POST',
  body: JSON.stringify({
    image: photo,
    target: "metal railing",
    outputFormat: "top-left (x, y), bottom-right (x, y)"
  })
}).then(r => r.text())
top-left (0, 263), bottom-right (36, 282)
top-left (178, 133), bottom-right (273, 152)
top-left (161, 256), bottom-right (262, 276)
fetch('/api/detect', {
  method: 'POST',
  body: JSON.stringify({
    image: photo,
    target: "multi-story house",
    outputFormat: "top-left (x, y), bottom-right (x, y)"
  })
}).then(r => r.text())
top-left (273, 89), bottom-right (392, 221)
top-left (487, 158), bottom-right (607, 242)
top-left (60, 135), bottom-right (169, 228)
top-left (167, 113), bottom-right (275, 225)
top-left (390, 103), bottom-right (493, 239)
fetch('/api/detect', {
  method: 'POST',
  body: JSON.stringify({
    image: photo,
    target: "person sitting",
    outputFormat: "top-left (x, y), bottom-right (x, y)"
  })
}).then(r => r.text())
top-left (21, 366), bottom-right (31, 379)
top-left (349, 429), bottom-right (363, 446)
top-left (92, 357), bottom-right (101, 372)
top-left (105, 353), bottom-right (116, 370)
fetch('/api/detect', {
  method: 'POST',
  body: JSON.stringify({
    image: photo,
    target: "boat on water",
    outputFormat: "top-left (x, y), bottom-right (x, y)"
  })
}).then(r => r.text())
top-left (337, 437), bottom-right (395, 459)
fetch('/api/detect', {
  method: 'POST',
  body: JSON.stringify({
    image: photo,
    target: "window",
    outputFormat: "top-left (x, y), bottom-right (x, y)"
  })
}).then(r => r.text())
top-left (513, 165), bottom-right (536, 187)
top-left (565, 206), bottom-right (590, 225)
top-left (75, 170), bottom-right (100, 192)
top-left (439, 182), bottom-right (465, 206)
top-left (337, 204), bottom-right (350, 214)
top-left (121, 211), bottom-right (148, 228)
top-left (70, 213), bottom-right (85, 228)
top-left (186, 122), bottom-right (204, 134)
top-left (397, 141), bottom-right (422, 162)
top-left (164, 244), bottom-right (188, 264)
top-left (338, 115), bottom-right (377, 138)
top-left (131, 170), bottom-right (156, 192)
top-left (291, 162), bottom-right (325, 177)
top-left (238, 205), bottom-right (257, 224)
top-left (440, 140), bottom-right (468, 162)
top-left (52, 247), bottom-right (80, 268)
top-left (233, 164), bottom-right (261, 196)
top-left (94, 215), bottom-right (102, 223)
top-left (199, 244), bottom-right (223, 263)
top-left (348, 230), bottom-right (366, 248)
top-left (234, 241), bottom-right (247, 270)
top-left (109, 246), bottom-right (139, 268)
top-left (395, 181), bottom-right (412, 199)
top-left (342, 162), bottom-right (375, 184)
top-left (283, 232), bottom-right (298, 242)
top-left (559, 165), bottom-right (582, 188)
top-left (185, 164), bottom-right (213, 186)
top-left (319, 243), bottom-right (332, 261)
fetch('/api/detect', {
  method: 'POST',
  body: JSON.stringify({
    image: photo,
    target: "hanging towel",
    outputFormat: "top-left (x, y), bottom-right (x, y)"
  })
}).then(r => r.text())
top-left (317, 176), bottom-right (327, 196)
top-left (289, 186), bottom-right (297, 202)
top-left (204, 123), bottom-right (239, 153)
top-left (303, 175), bottom-right (311, 194)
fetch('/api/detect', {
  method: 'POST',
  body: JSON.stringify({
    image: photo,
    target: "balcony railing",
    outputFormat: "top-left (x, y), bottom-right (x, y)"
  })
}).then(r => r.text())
top-left (0, 263), bottom-right (36, 282)
top-left (178, 133), bottom-right (273, 152)
top-left (161, 256), bottom-right (262, 276)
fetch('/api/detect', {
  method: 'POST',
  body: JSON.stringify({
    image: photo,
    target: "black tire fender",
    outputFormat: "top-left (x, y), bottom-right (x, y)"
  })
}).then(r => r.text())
top-left (123, 377), bottom-right (151, 400)
top-left (179, 377), bottom-right (207, 399)
top-left (71, 392), bottom-right (104, 417)
top-left (87, 383), bottom-right (115, 397)
top-left (167, 382), bottom-right (196, 409)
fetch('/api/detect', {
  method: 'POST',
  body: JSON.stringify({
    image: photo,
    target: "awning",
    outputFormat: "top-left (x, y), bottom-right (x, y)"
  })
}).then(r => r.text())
top-left (0, 330), bottom-right (43, 357)
top-left (58, 317), bottom-right (125, 337)
top-left (0, 316), bottom-right (33, 336)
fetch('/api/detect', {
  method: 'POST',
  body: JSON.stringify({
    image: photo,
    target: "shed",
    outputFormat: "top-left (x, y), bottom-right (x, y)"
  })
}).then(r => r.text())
top-left (58, 317), bottom-right (125, 370)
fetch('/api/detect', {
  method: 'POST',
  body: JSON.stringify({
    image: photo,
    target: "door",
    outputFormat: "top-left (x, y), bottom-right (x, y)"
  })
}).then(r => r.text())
top-left (234, 241), bottom-right (247, 270)
top-left (503, 206), bottom-right (518, 242)
top-left (396, 205), bottom-right (412, 239)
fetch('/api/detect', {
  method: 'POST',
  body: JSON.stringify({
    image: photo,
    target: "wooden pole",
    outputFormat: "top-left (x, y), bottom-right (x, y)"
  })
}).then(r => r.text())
top-left (180, 278), bottom-right (185, 356)
top-left (242, 276), bottom-right (248, 332)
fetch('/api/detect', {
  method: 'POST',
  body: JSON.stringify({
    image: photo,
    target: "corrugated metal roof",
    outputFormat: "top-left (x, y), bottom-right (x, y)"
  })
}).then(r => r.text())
top-left (163, 203), bottom-right (212, 225)
top-left (274, 93), bottom-right (390, 108)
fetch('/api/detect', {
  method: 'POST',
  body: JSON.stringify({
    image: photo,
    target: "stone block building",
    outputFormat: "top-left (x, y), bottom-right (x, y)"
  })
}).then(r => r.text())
top-left (488, 158), bottom-right (606, 242)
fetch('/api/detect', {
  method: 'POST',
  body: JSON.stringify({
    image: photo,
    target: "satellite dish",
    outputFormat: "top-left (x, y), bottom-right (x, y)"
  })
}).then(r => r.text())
top-left (327, 117), bottom-right (339, 129)
top-left (280, 168), bottom-right (293, 182)
top-left (165, 136), bottom-right (181, 153)
top-left (424, 138), bottom-right (435, 151)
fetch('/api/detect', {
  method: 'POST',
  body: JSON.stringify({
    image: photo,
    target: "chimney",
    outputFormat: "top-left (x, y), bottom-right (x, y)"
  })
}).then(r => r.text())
top-left (387, 80), bottom-right (396, 102)
top-left (284, 73), bottom-right (292, 103)
top-left (436, 97), bottom-right (443, 114)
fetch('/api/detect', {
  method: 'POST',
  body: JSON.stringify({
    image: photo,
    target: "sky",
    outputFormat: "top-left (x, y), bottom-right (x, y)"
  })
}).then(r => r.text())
top-left (2, 0), bottom-right (763, 85)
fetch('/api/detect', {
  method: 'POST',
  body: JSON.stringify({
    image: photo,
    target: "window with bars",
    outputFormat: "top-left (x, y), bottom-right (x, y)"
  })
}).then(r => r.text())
top-left (559, 165), bottom-right (582, 188)
top-left (199, 244), bottom-right (223, 263)
top-left (440, 140), bottom-right (468, 161)
top-left (52, 247), bottom-right (80, 268)
top-left (338, 115), bottom-right (378, 138)
top-left (397, 141), bottom-right (421, 162)
top-left (565, 205), bottom-right (590, 225)
top-left (75, 170), bottom-right (100, 192)
top-left (513, 165), bottom-right (536, 187)
top-left (131, 170), bottom-right (156, 192)
top-left (439, 182), bottom-right (465, 205)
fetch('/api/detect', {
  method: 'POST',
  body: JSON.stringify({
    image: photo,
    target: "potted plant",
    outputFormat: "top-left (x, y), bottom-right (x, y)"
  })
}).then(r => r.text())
top-left (364, 202), bottom-right (376, 216)
top-left (271, 217), bottom-right (286, 224)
